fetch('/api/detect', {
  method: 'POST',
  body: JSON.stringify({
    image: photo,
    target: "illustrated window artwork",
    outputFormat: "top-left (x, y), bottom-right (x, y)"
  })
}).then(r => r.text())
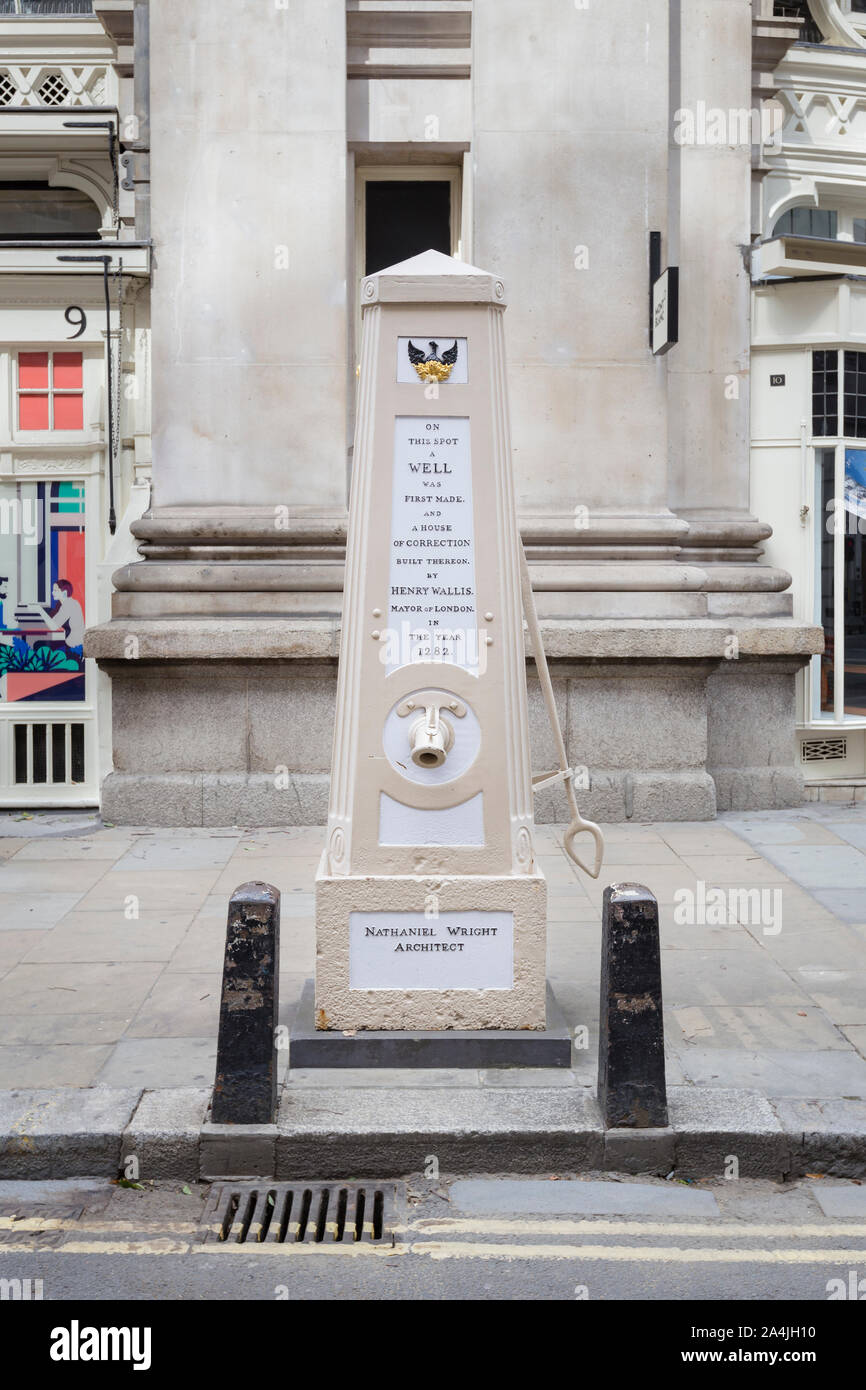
top-left (0, 481), bottom-right (87, 704)
top-left (17, 351), bottom-right (83, 431)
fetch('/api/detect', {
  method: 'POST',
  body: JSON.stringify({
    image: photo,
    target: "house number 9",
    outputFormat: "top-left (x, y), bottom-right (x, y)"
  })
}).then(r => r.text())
top-left (64, 306), bottom-right (87, 339)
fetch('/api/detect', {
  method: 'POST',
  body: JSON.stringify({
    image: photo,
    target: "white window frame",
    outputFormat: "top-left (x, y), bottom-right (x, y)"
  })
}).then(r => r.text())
top-left (0, 468), bottom-right (99, 805)
top-left (808, 347), bottom-right (866, 730)
top-left (10, 346), bottom-right (99, 445)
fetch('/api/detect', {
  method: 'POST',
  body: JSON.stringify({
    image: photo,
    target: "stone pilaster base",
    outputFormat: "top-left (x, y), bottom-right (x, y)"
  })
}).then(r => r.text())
top-left (90, 639), bottom-right (813, 826)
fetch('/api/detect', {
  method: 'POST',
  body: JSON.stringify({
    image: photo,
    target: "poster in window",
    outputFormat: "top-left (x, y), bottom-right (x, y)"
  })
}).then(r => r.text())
top-left (0, 481), bottom-right (86, 704)
top-left (845, 449), bottom-right (866, 522)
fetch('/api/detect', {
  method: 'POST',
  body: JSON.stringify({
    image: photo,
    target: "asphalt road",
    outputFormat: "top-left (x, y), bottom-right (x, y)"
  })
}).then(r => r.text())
top-left (1, 1171), bottom-right (865, 1305)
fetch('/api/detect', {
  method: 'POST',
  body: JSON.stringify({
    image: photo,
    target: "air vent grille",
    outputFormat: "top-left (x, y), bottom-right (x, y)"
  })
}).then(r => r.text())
top-left (801, 737), bottom-right (848, 763)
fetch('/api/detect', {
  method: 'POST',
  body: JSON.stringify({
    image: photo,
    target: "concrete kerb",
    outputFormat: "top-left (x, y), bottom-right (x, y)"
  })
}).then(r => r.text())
top-left (0, 1084), bottom-right (854, 1181)
top-left (121, 1087), bottom-right (210, 1182)
top-left (772, 1098), bottom-right (866, 1180)
top-left (0, 1088), bottom-right (143, 1180)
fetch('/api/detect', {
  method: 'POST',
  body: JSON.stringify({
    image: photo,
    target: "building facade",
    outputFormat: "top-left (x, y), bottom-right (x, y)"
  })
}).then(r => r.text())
top-left (0, 0), bottom-right (148, 806)
top-left (6, 1), bottom-right (859, 824)
top-left (752, 0), bottom-right (866, 790)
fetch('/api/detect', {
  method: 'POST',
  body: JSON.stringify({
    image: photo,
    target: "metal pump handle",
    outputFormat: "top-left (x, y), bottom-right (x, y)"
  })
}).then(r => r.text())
top-left (519, 540), bottom-right (605, 879)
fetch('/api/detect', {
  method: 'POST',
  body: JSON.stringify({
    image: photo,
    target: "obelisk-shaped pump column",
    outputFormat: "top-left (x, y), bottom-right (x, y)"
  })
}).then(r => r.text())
top-left (315, 250), bottom-right (547, 1033)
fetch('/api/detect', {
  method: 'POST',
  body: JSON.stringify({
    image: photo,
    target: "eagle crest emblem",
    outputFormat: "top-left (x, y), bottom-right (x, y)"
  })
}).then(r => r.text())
top-left (407, 339), bottom-right (459, 383)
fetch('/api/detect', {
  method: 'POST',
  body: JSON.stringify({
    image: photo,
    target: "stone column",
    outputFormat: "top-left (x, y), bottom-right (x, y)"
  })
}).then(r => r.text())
top-left (148, 0), bottom-right (347, 511)
top-left (88, 0), bottom-right (349, 824)
top-left (473, 0), bottom-right (674, 545)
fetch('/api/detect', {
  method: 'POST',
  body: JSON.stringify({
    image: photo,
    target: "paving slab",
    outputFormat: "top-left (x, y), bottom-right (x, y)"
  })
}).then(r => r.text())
top-left (96, 1037), bottom-right (217, 1089)
top-left (660, 950), bottom-right (811, 1009)
top-left (11, 839), bottom-right (131, 861)
top-left (0, 892), bottom-right (87, 929)
top-left (0, 960), bottom-right (163, 1017)
top-left (21, 913), bottom-right (191, 964)
top-left (0, 1177), bottom-right (111, 1203)
top-left (805, 972), bottom-right (866, 1026)
top-left (0, 930), bottom-right (48, 975)
top-left (446, 1176), bottom-right (718, 1216)
top-left (0, 1014), bottom-right (132, 1045)
top-left (110, 837), bottom-right (240, 872)
top-left (810, 888), bottom-right (866, 923)
top-left (0, 1044), bottom-right (113, 1088)
top-left (76, 869), bottom-right (221, 913)
top-left (820, 822), bottom-right (866, 851)
top-left (725, 821), bottom-right (845, 846)
top-left (771, 1096), bottom-right (866, 1135)
top-left (126, 971), bottom-right (221, 1039)
top-left (673, 1046), bottom-right (866, 1097)
top-left (669, 1003), bottom-right (850, 1051)
top-left (809, 1183), bottom-right (866, 1217)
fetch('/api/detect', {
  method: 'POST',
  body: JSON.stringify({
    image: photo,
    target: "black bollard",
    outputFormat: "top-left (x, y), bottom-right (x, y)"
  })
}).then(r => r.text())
top-left (212, 881), bottom-right (280, 1125)
top-left (597, 882), bottom-right (668, 1128)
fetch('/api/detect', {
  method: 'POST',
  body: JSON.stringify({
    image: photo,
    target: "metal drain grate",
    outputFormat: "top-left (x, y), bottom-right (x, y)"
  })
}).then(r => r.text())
top-left (201, 1182), bottom-right (400, 1246)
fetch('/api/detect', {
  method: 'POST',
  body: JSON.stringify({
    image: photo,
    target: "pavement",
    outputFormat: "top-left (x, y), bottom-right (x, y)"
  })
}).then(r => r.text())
top-left (0, 804), bottom-right (865, 1179)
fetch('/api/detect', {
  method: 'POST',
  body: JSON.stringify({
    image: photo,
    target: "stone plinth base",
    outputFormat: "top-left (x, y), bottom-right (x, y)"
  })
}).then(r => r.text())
top-left (315, 866), bottom-right (547, 1032)
top-left (88, 615), bottom-right (820, 826)
top-left (290, 979), bottom-right (570, 1067)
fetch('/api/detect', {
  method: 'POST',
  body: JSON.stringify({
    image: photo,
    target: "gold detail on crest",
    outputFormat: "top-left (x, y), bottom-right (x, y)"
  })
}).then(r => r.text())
top-left (413, 360), bottom-right (454, 384)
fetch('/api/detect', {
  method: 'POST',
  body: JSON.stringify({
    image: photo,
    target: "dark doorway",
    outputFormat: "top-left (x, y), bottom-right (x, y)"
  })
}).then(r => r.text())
top-left (364, 180), bottom-right (451, 276)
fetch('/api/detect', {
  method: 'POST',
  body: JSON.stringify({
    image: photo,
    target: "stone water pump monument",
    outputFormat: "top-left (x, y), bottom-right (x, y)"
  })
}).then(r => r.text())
top-left (313, 250), bottom-right (603, 1043)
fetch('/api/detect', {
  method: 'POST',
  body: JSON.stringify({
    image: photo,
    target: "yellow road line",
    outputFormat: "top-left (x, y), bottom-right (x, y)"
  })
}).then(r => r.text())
top-left (409, 1218), bottom-right (866, 1239)
top-left (0, 1218), bottom-right (200, 1234)
top-left (0, 1239), bottom-right (404, 1257)
top-left (410, 1242), bottom-right (866, 1263)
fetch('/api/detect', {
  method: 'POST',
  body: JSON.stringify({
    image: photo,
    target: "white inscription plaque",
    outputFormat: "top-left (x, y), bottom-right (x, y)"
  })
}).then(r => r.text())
top-left (349, 910), bottom-right (514, 990)
top-left (388, 415), bottom-right (478, 673)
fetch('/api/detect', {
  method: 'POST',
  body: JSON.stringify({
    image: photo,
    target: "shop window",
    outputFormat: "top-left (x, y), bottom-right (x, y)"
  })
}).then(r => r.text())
top-left (0, 184), bottom-right (100, 242)
top-left (773, 208), bottom-right (838, 240)
top-left (811, 358), bottom-right (866, 722)
top-left (813, 350), bottom-right (839, 437)
top-left (17, 351), bottom-right (83, 431)
top-left (818, 447), bottom-right (835, 714)
top-left (0, 480), bottom-right (86, 706)
top-left (845, 352), bottom-right (866, 438)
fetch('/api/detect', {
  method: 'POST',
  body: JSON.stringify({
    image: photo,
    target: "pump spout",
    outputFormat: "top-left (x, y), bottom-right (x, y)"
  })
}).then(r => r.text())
top-left (409, 706), bottom-right (453, 768)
